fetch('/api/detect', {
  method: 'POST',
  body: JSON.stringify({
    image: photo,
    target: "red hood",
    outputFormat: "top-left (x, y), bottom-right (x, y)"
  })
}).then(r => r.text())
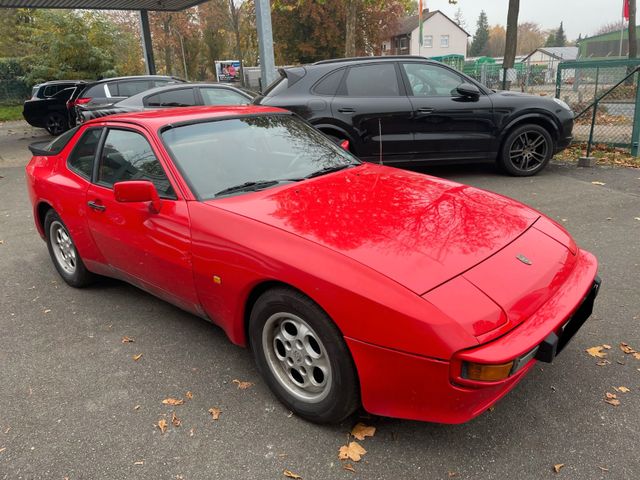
top-left (207, 164), bottom-right (540, 294)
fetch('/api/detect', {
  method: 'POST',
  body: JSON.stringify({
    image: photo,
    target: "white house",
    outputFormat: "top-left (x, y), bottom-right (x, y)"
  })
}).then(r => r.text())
top-left (382, 9), bottom-right (469, 58)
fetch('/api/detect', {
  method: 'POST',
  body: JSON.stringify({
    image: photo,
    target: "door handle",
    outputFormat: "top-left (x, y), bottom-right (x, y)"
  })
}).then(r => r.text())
top-left (87, 200), bottom-right (106, 212)
top-left (417, 107), bottom-right (434, 114)
top-left (337, 107), bottom-right (356, 114)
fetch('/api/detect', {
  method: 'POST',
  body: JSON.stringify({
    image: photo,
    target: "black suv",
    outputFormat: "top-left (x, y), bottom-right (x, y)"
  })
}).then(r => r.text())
top-left (254, 56), bottom-right (574, 176)
top-left (23, 81), bottom-right (86, 135)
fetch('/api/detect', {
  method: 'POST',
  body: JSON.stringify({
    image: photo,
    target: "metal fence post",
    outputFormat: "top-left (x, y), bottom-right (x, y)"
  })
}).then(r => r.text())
top-left (630, 71), bottom-right (640, 156)
top-left (555, 63), bottom-right (562, 98)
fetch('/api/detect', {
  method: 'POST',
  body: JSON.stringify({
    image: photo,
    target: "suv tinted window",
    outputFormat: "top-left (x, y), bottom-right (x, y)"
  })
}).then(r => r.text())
top-left (118, 80), bottom-right (152, 97)
top-left (83, 84), bottom-right (107, 98)
top-left (145, 88), bottom-right (197, 107)
top-left (344, 64), bottom-right (399, 97)
top-left (98, 129), bottom-right (174, 197)
top-left (200, 87), bottom-right (249, 105)
top-left (68, 128), bottom-right (102, 179)
top-left (401, 63), bottom-right (464, 97)
top-left (313, 69), bottom-right (345, 96)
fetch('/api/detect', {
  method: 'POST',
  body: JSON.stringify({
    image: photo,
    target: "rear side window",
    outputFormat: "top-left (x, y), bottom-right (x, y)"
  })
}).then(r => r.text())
top-left (343, 64), bottom-right (399, 97)
top-left (118, 80), bottom-right (152, 97)
top-left (98, 129), bottom-right (175, 198)
top-left (145, 88), bottom-right (197, 107)
top-left (199, 87), bottom-right (249, 105)
top-left (83, 84), bottom-right (106, 98)
top-left (67, 128), bottom-right (103, 179)
top-left (312, 69), bottom-right (345, 96)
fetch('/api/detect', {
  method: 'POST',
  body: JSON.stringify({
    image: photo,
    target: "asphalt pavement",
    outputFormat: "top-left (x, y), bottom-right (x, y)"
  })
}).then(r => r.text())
top-left (1, 122), bottom-right (639, 480)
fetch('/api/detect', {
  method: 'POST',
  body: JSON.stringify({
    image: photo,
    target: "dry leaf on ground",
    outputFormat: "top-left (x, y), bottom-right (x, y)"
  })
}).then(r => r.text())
top-left (0, 447), bottom-right (6, 453)
top-left (134, 405), bottom-right (141, 411)
top-left (596, 360), bottom-right (611, 366)
top-left (602, 344), bottom-right (612, 349)
top-left (586, 346), bottom-right (607, 358)
top-left (633, 353), bottom-right (640, 360)
top-left (614, 386), bottom-right (630, 393)
top-left (122, 336), bottom-right (135, 343)
top-left (185, 391), bottom-right (193, 399)
top-left (553, 463), bottom-right (565, 473)
top-left (604, 393), bottom-right (620, 406)
top-left (343, 464), bottom-right (356, 473)
top-left (591, 181), bottom-right (606, 186)
top-left (162, 398), bottom-right (184, 406)
top-left (232, 379), bottom-right (254, 389)
top-left (134, 460), bottom-right (144, 466)
top-left (283, 469), bottom-right (302, 479)
top-left (351, 422), bottom-right (376, 441)
top-left (620, 342), bottom-right (637, 354)
top-left (171, 412), bottom-right (181, 427)
top-left (338, 441), bottom-right (367, 462)
top-left (208, 407), bottom-right (221, 420)
top-left (133, 353), bottom-right (143, 361)
top-left (157, 419), bottom-right (168, 433)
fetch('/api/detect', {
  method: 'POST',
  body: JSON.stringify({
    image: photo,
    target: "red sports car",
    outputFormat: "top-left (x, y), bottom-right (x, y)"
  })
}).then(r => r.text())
top-left (25, 106), bottom-right (600, 424)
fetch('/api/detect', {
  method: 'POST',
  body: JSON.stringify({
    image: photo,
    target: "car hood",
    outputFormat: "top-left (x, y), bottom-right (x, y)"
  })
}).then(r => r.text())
top-left (208, 163), bottom-right (540, 294)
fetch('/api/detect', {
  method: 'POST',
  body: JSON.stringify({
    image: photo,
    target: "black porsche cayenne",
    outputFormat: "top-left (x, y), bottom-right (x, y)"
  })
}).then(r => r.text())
top-left (253, 56), bottom-right (574, 176)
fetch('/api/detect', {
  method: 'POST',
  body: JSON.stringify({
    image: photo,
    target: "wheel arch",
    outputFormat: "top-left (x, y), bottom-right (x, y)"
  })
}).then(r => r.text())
top-left (498, 114), bottom-right (559, 155)
top-left (35, 201), bottom-right (54, 238)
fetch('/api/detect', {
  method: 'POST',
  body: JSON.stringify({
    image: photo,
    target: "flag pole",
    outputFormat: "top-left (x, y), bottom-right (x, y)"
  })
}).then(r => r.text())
top-left (621, 0), bottom-right (628, 57)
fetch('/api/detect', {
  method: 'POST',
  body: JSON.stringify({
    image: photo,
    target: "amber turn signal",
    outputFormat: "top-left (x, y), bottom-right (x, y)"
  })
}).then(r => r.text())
top-left (464, 361), bottom-right (514, 381)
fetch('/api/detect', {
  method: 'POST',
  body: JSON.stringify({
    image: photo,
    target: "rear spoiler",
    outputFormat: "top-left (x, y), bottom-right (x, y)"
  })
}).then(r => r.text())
top-left (278, 66), bottom-right (307, 87)
top-left (28, 141), bottom-right (54, 156)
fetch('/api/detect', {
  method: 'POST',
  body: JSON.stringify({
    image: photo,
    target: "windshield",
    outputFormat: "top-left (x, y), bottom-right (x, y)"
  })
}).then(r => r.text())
top-left (161, 114), bottom-right (359, 200)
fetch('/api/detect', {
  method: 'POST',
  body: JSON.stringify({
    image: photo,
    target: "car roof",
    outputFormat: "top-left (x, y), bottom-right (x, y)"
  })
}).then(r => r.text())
top-left (312, 55), bottom-right (430, 65)
top-left (85, 75), bottom-right (184, 86)
top-left (115, 83), bottom-right (252, 107)
top-left (36, 80), bottom-right (86, 86)
top-left (83, 105), bottom-right (289, 130)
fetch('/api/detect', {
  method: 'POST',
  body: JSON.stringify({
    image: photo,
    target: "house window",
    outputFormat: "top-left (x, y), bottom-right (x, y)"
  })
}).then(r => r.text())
top-left (424, 35), bottom-right (433, 48)
top-left (441, 35), bottom-right (450, 48)
top-left (400, 37), bottom-right (408, 50)
top-left (383, 42), bottom-right (388, 52)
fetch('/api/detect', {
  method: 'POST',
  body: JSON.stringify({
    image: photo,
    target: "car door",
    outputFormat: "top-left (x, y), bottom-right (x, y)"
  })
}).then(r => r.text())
top-left (85, 125), bottom-right (200, 314)
top-left (399, 62), bottom-right (496, 161)
top-left (330, 62), bottom-right (414, 162)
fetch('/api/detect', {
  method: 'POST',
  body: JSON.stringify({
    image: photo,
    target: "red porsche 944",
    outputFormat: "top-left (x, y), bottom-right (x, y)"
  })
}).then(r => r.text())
top-left (25, 106), bottom-right (600, 424)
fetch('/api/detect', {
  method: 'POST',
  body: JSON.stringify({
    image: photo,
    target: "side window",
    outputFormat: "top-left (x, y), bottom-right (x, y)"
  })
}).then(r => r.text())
top-left (312, 69), bottom-right (345, 96)
top-left (67, 128), bottom-right (103, 180)
top-left (84, 84), bottom-right (106, 98)
top-left (118, 80), bottom-right (152, 97)
top-left (343, 64), bottom-right (399, 97)
top-left (98, 129), bottom-right (175, 198)
top-left (199, 88), bottom-right (249, 105)
top-left (401, 63), bottom-right (464, 97)
top-left (106, 82), bottom-right (118, 96)
top-left (145, 88), bottom-right (197, 107)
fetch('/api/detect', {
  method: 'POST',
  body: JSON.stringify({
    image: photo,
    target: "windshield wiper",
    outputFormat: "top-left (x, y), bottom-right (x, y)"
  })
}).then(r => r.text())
top-left (214, 180), bottom-right (281, 197)
top-left (304, 164), bottom-right (357, 179)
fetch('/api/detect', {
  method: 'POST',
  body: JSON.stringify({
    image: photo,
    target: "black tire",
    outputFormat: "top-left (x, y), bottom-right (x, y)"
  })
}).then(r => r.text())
top-left (249, 287), bottom-right (360, 424)
top-left (498, 124), bottom-right (554, 176)
top-left (45, 112), bottom-right (68, 136)
top-left (44, 210), bottom-right (95, 287)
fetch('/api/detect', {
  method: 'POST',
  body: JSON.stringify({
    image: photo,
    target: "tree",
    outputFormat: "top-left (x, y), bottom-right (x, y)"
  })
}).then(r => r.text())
top-left (555, 21), bottom-right (567, 46)
top-left (486, 25), bottom-right (506, 57)
top-left (629, 0), bottom-right (637, 60)
top-left (469, 10), bottom-right (490, 57)
top-left (544, 31), bottom-right (556, 47)
top-left (595, 20), bottom-right (625, 36)
top-left (453, 8), bottom-right (466, 30)
top-left (345, 0), bottom-right (357, 57)
top-left (503, 0), bottom-right (520, 89)
top-left (516, 22), bottom-right (546, 55)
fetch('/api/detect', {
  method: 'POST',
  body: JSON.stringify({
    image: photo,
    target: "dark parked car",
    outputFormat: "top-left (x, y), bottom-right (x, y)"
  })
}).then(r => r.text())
top-left (23, 82), bottom-right (86, 135)
top-left (77, 83), bottom-right (254, 122)
top-left (254, 56), bottom-right (575, 176)
top-left (68, 75), bottom-right (185, 123)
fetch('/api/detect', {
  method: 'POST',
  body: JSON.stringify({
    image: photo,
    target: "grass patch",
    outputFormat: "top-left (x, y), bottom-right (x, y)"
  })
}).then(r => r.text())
top-left (0, 105), bottom-right (23, 122)
top-left (555, 143), bottom-right (640, 168)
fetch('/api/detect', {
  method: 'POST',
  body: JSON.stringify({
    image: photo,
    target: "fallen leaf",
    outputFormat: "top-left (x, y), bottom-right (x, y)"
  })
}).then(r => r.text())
top-left (553, 463), bottom-right (565, 473)
top-left (598, 466), bottom-right (609, 472)
top-left (232, 379), bottom-right (254, 389)
top-left (338, 441), bottom-right (367, 462)
top-left (4, 427), bottom-right (10, 434)
top-left (43, 309), bottom-right (51, 314)
top-left (185, 391), bottom-right (193, 400)
top-left (605, 398), bottom-right (621, 406)
top-left (162, 398), bottom-right (184, 406)
top-left (0, 447), bottom-right (6, 453)
top-left (189, 428), bottom-right (195, 436)
top-left (633, 353), bottom-right (640, 360)
top-left (171, 411), bottom-right (181, 427)
top-left (134, 460), bottom-right (144, 466)
top-left (133, 353), bottom-right (143, 361)
top-left (343, 464), bottom-right (356, 473)
top-left (448, 473), bottom-right (458, 478)
top-left (614, 386), bottom-right (630, 393)
top-left (157, 419), bottom-right (168, 434)
top-left (351, 422), bottom-right (376, 441)
top-left (620, 342), bottom-right (637, 354)
top-left (602, 344), bottom-right (612, 349)
top-left (283, 469), bottom-right (302, 479)
top-left (208, 407), bottom-right (221, 420)
top-left (591, 181), bottom-right (606, 186)
top-left (134, 405), bottom-right (141, 411)
top-left (122, 336), bottom-right (135, 343)
top-left (586, 346), bottom-right (607, 358)
top-left (596, 360), bottom-right (611, 366)
top-left (605, 392), bottom-right (617, 399)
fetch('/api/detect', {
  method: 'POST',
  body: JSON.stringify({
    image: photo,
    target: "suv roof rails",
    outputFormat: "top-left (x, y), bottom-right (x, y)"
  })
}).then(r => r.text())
top-left (313, 55), bottom-right (430, 65)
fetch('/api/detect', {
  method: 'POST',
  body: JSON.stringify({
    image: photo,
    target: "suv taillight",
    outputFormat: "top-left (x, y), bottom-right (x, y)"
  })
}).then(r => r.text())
top-left (67, 97), bottom-right (92, 109)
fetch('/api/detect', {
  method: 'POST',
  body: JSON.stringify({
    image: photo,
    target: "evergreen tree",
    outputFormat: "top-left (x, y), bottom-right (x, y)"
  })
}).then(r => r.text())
top-left (544, 32), bottom-right (556, 47)
top-left (555, 21), bottom-right (567, 47)
top-left (469, 10), bottom-right (490, 57)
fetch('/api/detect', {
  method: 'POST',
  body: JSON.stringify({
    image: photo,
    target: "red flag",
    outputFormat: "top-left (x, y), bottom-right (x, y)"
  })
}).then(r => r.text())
top-left (623, 0), bottom-right (630, 21)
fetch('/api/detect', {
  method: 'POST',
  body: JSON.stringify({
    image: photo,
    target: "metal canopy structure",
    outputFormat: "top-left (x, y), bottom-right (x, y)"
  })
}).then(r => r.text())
top-left (0, 0), bottom-right (276, 87)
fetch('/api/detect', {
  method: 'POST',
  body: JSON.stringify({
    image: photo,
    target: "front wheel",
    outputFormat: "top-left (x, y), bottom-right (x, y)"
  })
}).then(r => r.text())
top-left (498, 124), bottom-right (554, 176)
top-left (249, 287), bottom-right (360, 423)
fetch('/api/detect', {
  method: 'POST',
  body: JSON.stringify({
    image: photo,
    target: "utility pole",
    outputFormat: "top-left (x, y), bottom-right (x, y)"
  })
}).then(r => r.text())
top-left (502, 0), bottom-right (520, 90)
top-left (630, 0), bottom-right (637, 60)
top-left (255, 0), bottom-right (276, 90)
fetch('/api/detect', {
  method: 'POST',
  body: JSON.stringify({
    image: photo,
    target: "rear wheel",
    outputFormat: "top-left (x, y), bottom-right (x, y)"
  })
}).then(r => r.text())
top-left (498, 124), bottom-right (553, 176)
top-left (249, 287), bottom-right (359, 423)
top-left (45, 112), bottom-right (68, 136)
top-left (44, 210), bottom-right (95, 287)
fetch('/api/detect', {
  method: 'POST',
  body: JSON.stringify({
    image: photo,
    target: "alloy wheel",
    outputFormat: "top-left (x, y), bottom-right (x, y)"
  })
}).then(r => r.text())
top-left (508, 130), bottom-right (549, 173)
top-left (49, 220), bottom-right (77, 275)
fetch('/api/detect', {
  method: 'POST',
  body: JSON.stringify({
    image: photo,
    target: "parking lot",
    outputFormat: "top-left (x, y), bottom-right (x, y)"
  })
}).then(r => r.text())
top-left (1, 121), bottom-right (639, 479)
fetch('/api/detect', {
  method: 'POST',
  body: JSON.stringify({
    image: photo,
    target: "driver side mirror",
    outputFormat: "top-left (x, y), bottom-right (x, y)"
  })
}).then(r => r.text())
top-left (114, 180), bottom-right (162, 213)
top-left (456, 83), bottom-right (481, 99)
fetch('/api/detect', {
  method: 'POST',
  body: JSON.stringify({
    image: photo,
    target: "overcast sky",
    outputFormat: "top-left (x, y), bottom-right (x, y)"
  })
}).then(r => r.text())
top-left (424, 0), bottom-right (627, 40)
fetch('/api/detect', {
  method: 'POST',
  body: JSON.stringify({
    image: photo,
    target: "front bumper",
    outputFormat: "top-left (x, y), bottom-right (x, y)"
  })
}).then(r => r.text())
top-left (347, 249), bottom-right (599, 423)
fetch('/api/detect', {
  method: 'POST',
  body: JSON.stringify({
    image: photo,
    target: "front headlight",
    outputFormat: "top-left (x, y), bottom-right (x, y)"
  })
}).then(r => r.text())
top-left (553, 98), bottom-right (572, 111)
